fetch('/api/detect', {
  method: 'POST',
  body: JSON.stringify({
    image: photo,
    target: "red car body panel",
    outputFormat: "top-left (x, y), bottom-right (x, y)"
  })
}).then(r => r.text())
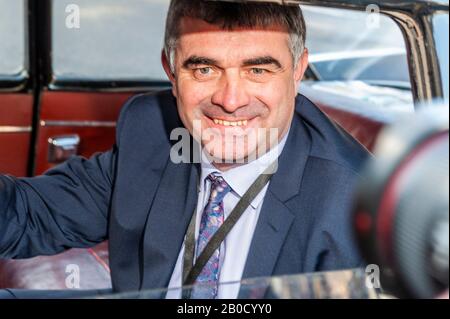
top-left (0, 94), bottom-right (33, 176)
top-left (34, 91), bottom-right (133, 174)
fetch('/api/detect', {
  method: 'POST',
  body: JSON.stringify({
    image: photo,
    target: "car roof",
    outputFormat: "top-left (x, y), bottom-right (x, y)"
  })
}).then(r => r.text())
top-left (218, 0), bottom-right (449, 11)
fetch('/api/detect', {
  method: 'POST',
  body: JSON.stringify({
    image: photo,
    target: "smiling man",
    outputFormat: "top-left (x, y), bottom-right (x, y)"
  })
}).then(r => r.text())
top-left (163, 6), bottom-right (308, 170)
top-left (0, 1), bottom-right (369, 299)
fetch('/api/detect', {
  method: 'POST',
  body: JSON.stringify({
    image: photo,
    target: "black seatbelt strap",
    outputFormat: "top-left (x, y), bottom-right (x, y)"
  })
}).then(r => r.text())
top-left (183, 161), bottom-right (277, 287)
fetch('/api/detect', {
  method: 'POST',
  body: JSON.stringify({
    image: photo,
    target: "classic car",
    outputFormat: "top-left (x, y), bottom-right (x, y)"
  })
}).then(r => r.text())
top-left (0, 0), bottom-right (448, 296)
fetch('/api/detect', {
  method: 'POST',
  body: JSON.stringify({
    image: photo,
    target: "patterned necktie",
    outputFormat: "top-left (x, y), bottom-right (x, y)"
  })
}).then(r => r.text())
top-left (191, 173), bottom-right (231, 299)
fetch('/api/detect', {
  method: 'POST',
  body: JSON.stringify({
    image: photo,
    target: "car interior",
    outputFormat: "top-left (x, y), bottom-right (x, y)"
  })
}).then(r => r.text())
top-left (0, 0), bottom-right (445, 296)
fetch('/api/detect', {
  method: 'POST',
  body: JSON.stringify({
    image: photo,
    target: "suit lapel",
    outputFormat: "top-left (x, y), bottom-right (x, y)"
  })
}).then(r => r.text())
top-left (110, 90), bottom-right (200, 292)
top-left (241, 107), bottom-right (312, 282)
top-left (109, 139), bottom-right (172, 292)
top-left (140, 161), bottom-right (200, 290)
top-left (241, 191), bottom-right (295, 282)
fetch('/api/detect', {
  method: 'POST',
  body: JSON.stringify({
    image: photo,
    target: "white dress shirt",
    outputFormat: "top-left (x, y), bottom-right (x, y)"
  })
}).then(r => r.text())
top-left (166, 131), bottom-right (289, 299)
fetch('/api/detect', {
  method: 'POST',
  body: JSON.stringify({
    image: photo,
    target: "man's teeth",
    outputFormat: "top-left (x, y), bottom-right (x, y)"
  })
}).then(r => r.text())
top-left (213, 119), bottom-right (248, 126)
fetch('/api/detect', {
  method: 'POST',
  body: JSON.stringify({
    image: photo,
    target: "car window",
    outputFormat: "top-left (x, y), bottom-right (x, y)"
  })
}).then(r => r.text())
top-left (433, 13), bottom-right (449, 103)
top-left (52, 0), bottom-right (170, 82)
top-left (0, 0), bottom-right (26, 78)
top-left (301, 5), bottom-right (415, 116)
top-left (303, 5), bottom-right (410, 86)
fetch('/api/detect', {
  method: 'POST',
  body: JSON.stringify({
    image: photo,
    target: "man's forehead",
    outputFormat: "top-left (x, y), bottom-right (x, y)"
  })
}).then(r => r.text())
top-left (177, 17), bottom-right (291, 62)
top-left (178, 17), bottom-right (290, 38)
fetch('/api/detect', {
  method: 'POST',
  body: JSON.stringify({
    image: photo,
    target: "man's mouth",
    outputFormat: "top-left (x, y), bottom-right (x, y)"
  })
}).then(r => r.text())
top-left (203, 114), bottom-right (257, 129)
top-left (212, 118), bottom-right (248, 127)
top-left (200, 115), bottom-right (261, 137)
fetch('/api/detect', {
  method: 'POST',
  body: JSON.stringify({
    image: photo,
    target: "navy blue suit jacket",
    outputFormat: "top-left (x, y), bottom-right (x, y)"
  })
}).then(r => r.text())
top-left (0, 90), bottom-right (369, 293)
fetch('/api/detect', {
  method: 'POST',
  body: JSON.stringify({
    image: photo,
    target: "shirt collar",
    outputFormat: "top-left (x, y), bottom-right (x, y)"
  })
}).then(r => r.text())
top-left (200, 128), bottom-right (290, 209)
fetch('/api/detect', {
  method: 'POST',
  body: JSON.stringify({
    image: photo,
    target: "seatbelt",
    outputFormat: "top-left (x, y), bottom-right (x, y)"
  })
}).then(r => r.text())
top-left (182, 161), bottom-right (277, 289)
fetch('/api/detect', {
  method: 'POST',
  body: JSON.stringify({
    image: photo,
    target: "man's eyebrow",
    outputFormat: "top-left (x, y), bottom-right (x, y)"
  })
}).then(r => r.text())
top-left (182, 56), bottom-right (219, 68)
top-left (242, 56), bottom-right (282, 69)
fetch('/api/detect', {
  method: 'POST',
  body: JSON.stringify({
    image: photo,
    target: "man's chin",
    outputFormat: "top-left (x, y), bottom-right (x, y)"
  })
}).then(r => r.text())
top-left (203, 148), bottom-right (258, 166)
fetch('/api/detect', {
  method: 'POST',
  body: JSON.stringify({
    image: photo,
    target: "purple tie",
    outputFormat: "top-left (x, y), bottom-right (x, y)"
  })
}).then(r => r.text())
top-left (191, 173), bottom-right (231, 299)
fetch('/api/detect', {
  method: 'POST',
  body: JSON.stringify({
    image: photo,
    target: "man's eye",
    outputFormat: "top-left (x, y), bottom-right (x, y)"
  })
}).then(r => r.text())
top-left (193, 67), bottom-right (215, 79)
top-left (195, 67), bottom-right (212, 75)
top-left (251, 68), bottom-right (266, 75)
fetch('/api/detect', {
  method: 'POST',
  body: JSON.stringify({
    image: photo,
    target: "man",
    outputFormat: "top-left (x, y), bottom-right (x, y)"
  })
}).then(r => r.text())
top-left (0, 1), bottom-right (368, 299)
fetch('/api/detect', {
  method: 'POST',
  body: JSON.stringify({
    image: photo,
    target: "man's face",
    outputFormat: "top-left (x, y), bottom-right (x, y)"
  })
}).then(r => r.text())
top-left (163, 17), bottom-right (308, 168)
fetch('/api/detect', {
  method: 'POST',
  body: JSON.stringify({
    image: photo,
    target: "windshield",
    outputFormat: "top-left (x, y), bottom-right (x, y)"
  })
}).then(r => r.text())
top-left (97, 269), bottom-right (381, 299)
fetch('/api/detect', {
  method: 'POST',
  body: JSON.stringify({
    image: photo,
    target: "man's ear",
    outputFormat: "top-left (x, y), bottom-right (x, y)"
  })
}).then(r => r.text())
top-left (294, 48), bottom-right (309, 87)
top-left (161, 50), bottom-right (178, 97)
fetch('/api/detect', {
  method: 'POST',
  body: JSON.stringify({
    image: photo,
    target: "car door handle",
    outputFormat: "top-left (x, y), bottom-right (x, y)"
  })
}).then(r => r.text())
top-left (48, 134), bottom-right (80, 163)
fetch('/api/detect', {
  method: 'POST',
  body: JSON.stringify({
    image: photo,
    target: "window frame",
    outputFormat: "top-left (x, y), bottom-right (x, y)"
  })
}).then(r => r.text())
top-left (297, 0), bottom-right (449, 107)
top-left (4, 0), bottom-right (445, 100)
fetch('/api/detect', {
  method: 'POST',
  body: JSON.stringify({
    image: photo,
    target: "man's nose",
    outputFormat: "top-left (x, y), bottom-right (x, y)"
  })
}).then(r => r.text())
top-left (211, 71), bottom-right (250, 113)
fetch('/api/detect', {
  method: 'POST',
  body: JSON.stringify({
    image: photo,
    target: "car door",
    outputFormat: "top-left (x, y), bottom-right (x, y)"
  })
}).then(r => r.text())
top-left (0, 0), bottom-right (172, 177)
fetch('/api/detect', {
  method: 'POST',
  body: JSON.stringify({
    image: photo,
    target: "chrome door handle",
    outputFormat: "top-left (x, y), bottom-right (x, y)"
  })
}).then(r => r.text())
top-left (48, 135), bottom-right (80, 163)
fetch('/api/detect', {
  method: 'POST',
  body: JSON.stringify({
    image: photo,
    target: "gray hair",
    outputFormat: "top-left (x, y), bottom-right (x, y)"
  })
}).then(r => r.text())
top-left (164, 0), bottom-right (307, 73)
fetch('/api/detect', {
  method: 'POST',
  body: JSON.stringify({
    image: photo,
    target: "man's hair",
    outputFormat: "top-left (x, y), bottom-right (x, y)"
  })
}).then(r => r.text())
top-left (164, 0), bottom-right (307, 73)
